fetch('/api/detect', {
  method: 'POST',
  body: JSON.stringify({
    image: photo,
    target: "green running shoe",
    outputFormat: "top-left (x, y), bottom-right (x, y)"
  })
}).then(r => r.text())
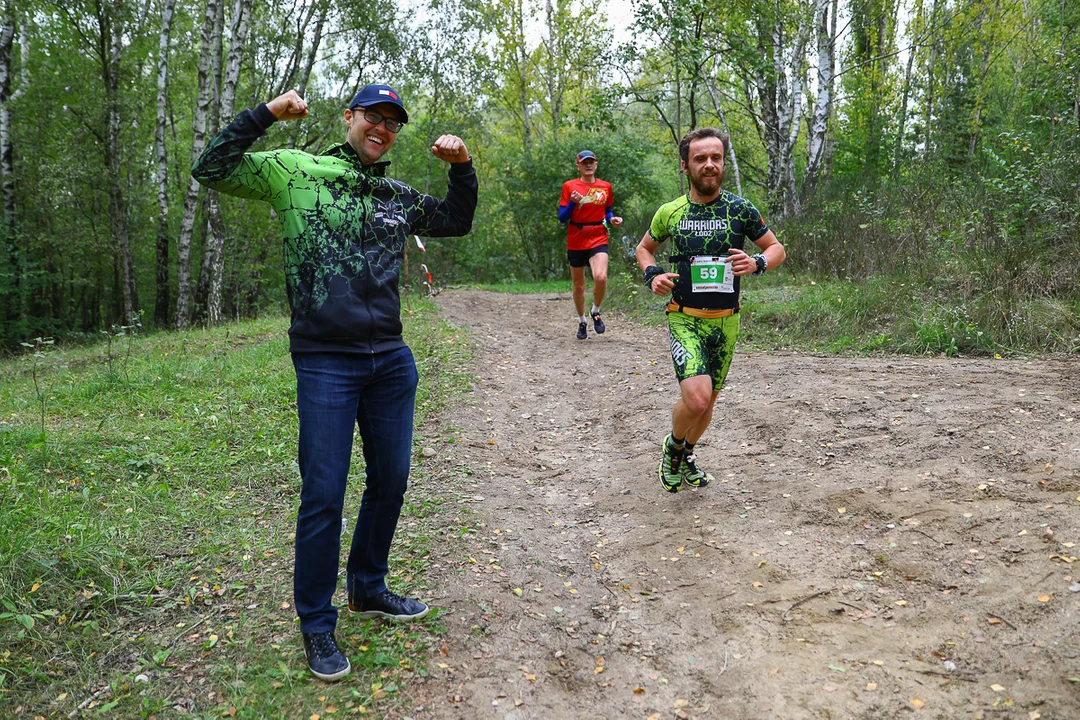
top-left (681, 452), bottom-right (711, 488)
top-left (657, 434), bottom-right (683, 493)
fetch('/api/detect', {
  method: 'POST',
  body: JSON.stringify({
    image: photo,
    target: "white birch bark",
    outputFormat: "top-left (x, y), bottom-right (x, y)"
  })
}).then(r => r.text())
top-left (1, 4), bottom-right (27, 243)
top-left (200, 0), bottom-right (251, 325)
top-left (803, 0), bottom-right (834, 201)
top-left (154, 0), bottom-right (177, 328)
top-left (175, 0), bottom-right (220, 329)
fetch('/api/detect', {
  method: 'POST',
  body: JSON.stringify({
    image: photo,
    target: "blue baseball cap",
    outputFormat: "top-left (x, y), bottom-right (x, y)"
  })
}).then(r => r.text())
top-left (576, 150), bottom-right (596, 161)
top-left (348, 84), bottom-right (408, 123)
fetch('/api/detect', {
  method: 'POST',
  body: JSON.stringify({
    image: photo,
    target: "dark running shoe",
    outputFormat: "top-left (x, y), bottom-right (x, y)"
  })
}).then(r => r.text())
top-left (302, 631), bottom-right (351, 681)
top-left (591, 311), bottom-right (606, 334)
top-left (577, 321), bottom-right (588, 340)
top-left (682, 452), bottom-right (712, 488)
top-left (348, 589), bottom-right (430, 622)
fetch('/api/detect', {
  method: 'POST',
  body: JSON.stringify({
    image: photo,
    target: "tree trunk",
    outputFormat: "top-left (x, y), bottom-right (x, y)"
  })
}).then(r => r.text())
top-left (752, 3), bottom-right (810, 220)
top-left (803, 0), bottom-right (834, 201)
top-left (175, 0), bottom-right (220, 329)
top-left (287, 0), bottom-right (326, 150)
top-left (921, 0), bottom-right (940, 157)
top-left (100, 3), bottom-right (139, 328)
top-left (197, 0), bottom-right (251, 325)
top-left (704, 71), bottom-right (743, 196)
top-left (0, 6), bottom-right (16, 329)
top-left (154, 0), bottom-right (176, 328)
top-left (516, 0), bottom-right (532, 155)
top-left (1, 3), bottom-right (27, 332)
top-left (893, 0), bottom-right (921, 169)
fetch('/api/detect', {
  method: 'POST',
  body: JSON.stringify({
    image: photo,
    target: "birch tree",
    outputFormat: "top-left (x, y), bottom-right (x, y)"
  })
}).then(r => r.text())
top-left (175, 0), bottom-right (219, 329)
top-left (0, 0), bottom-right (27, 330)
top-left (153, 0), bottom-right (176, 327)
top-left (802, 0), bottom-right (836, 201)
top-left (741, 0), bottom-right (812, 219)
top-left (195, 0), bottom-right (251, 325)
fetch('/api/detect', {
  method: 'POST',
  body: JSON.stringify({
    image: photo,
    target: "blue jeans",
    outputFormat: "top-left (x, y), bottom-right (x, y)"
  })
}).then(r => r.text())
top-left (291, 347), bottom-right (419, 633)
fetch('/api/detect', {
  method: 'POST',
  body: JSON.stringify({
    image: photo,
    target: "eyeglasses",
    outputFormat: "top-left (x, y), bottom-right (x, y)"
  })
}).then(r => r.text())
top-left (356, 108), bottom-right (404, 133)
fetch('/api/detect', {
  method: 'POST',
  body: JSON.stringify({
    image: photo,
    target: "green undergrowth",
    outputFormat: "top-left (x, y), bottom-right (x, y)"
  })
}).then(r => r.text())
top-left (600, 266), bottom-right (1080, 357)
top-left (0, 296), bottom-right (474, 718)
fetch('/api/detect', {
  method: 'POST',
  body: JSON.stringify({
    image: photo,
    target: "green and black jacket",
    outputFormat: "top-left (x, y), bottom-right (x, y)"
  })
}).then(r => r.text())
top-left (192, 103), bottom-right (478, 354)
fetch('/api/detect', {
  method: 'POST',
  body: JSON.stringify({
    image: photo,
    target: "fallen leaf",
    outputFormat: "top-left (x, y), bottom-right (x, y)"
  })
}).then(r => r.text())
top-left (838, 507), bottom-right (846, 514)
top-left (895, 600), bottom-right (908, 607)
top-left (986, 616), bottom-right (1002, 625)
top-left (1037, 594), bottom-right (1051, 602)
top-left (910, 698), bottom-right (925, 709)
top-left (673, 699), bottom-right (690, 708)
top-left (872, 660), bottom-right (884, 666)
top-left (990, 684), bottom-right (1006, 692)
top-left (633, 687), bottom-right (645, 694)
top-left (512, 588), bottom-right (523, 597)
top-left (866, 683), bottom-right (877, 691)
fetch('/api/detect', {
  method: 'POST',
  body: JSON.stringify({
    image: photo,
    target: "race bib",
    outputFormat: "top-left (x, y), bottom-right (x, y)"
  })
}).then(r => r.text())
top-left (689, 255), bottom-right (734, 293)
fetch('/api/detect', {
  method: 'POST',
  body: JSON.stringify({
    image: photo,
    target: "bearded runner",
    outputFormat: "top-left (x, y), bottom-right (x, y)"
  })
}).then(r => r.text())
top-left (636, 127), bottom-right (786, 493)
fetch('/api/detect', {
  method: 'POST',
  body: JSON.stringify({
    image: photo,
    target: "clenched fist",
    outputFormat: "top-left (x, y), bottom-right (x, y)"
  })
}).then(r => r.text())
top-left (431, 135), bottom-right (470, 164)
top-left (267, 90), bottom-right (309, 121)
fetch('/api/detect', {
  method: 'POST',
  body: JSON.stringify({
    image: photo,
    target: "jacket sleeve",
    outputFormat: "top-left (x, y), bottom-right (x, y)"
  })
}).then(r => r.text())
top-left (191, 104), bottom-right (285, 203)
top-left (558, 203), bottom-right (576, 223)
top-left (410, 160), bottom-right (478, 237)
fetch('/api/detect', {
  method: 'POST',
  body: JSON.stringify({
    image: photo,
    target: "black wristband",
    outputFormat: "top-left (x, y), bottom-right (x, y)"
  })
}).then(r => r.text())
top-left (643, 265), bottom-right (666, 289)
top-left (751, 253), bottom-right (767, 276)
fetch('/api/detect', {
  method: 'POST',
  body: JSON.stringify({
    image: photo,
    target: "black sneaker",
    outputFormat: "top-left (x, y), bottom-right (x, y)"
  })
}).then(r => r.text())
top-left (682, 452), bottom-right (711, 488)
top-left (591, 311), bottom-right (605, 334)
top-left (302, 631), bottom-right (351, 681)
top-left (576, 321), bottom-right (588, 340)
top-left (348, 589), bottom-right (430, 621)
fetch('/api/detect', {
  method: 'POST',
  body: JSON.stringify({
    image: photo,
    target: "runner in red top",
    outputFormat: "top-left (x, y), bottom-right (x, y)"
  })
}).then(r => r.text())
top-left (558, 150), bottom-right (622, 339)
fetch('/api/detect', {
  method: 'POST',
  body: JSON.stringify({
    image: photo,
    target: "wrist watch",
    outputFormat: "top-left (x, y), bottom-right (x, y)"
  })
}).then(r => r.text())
top-left (752, 253), bottom-right (768, 276)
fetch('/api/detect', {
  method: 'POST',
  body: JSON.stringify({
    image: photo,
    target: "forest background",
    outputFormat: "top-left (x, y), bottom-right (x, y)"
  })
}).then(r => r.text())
top-left (0, 0), bottom-right (1077, 355)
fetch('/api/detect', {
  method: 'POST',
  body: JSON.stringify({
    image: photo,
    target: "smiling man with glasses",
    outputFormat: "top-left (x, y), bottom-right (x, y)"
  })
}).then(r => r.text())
top-left (192, 84), bottom-right (476, 681)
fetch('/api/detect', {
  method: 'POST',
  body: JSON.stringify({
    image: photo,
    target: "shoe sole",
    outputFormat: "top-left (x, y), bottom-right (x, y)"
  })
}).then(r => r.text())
top-left (310, 660), bottom-right (352, 682)
top-left (348, 604), bottom-right (431, 622)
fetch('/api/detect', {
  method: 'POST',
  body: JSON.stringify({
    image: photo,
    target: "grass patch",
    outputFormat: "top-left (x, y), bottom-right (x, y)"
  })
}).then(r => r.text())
top-left (602, 264), bottom-right (1079, 356)
top-left (467, 280), bottom-right (569, 294)
top-left (0, 297), bottom-right (474, 718)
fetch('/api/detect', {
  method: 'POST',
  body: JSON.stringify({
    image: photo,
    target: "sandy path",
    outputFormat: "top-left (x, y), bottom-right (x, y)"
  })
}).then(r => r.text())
top-left (406, 289), bottom-right (1080, 720)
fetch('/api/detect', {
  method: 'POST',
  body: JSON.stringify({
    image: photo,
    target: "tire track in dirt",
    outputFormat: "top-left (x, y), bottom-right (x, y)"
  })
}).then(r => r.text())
top-left (406, 290), bottom-right (1080, 720)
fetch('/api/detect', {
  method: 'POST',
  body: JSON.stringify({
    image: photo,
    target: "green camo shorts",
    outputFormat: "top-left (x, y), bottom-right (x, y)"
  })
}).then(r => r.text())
top-left (667, 311), bottom-right (740, 390)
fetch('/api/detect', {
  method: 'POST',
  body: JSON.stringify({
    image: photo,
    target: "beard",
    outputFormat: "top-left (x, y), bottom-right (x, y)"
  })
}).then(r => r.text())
top-left (687, 166), bottom-right (724, 196)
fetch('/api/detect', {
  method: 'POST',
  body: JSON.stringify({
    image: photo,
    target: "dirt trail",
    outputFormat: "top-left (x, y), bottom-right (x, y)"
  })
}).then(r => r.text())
top-left (406, 289), bottom-right (1080, 720)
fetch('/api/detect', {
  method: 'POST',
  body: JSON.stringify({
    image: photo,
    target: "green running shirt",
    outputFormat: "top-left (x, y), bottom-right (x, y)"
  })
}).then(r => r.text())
top-left (649, 191), bottom-right (769, 310)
